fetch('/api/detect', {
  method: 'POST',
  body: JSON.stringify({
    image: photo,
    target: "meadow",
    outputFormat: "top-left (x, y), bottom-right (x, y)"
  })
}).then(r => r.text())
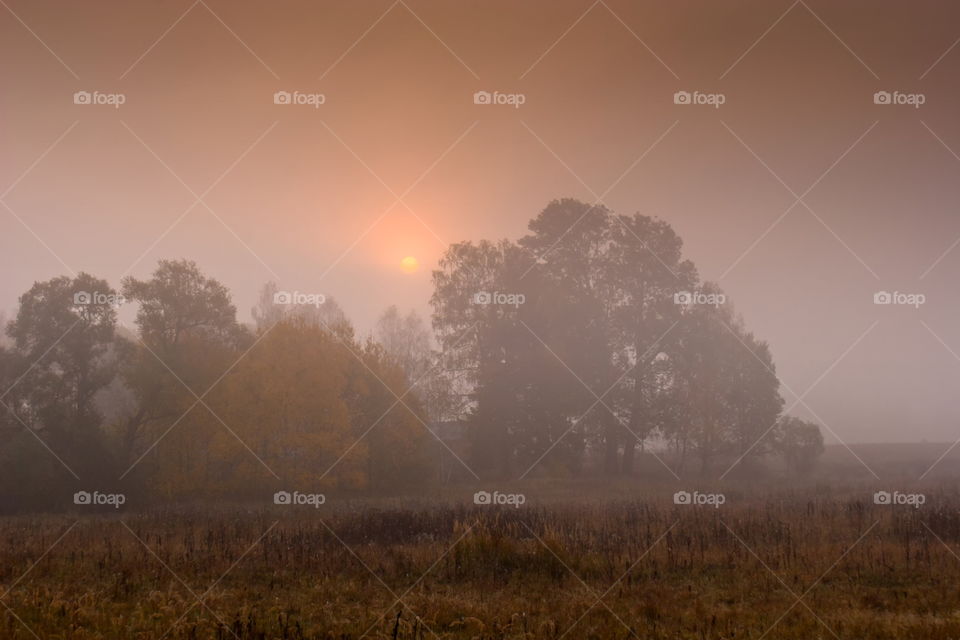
top-left (3, 477), bottom-right (960, 640)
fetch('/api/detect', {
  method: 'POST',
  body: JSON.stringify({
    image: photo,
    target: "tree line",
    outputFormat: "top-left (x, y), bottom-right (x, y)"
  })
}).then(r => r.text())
top-left (0, 199), bottom-right (823, 511)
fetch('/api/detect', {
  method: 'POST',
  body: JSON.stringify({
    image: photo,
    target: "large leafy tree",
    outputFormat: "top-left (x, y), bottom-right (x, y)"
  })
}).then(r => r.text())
top-left (0, 273), bottom-right (121, 507)
top-left (431, 199), bottom-right (795, 478)
top-left (118, 260), bottom-right (248, 470)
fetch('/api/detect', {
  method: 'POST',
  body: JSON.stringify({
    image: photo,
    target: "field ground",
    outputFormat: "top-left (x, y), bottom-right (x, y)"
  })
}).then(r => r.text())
top-left (3, 444), bottom-right (960, 639)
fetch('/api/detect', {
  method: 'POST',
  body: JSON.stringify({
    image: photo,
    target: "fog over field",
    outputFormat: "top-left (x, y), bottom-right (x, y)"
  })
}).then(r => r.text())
top-left (3, 1), bottom-right (960, 639)
top-left (3, 0), bottom-right (960, 444)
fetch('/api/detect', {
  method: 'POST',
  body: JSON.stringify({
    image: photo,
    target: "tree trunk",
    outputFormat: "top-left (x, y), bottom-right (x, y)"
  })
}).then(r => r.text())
top-left (603, 421), bottom-right (619, 475)
top-left (622, 438), bottom-right (636, 474)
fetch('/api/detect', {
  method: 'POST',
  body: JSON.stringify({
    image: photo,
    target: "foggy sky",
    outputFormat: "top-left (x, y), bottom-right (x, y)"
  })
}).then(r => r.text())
top-left (2, 0), bottom-right (960, 444)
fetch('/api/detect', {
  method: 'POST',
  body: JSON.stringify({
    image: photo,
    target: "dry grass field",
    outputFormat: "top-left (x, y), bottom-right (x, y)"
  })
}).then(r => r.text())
top-left (3, 481), bottom-right (960, 640)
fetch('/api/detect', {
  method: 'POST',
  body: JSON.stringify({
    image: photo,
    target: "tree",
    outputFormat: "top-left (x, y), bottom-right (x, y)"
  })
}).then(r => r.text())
top-left (252, 280), bottom-right (349, 333)
top-left (774, 416), bottom-right (825, 475)
top-left (376, 305), bottom-right (432, 383)
top-left (118, 260), bottom-right (248, 471)
top-left (602, 212), bottom-right (697, 474)
top-left (431, 200), bottom-right (788, 479)
top-left (0, 273), bottom-right (121, 508)
top-left (375, 305), bottom-right (458, 426)
top-left (171, 320), bottom-right (359, 497)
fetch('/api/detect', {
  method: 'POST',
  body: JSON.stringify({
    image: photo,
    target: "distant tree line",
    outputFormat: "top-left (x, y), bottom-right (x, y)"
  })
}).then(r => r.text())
top-left (0, 199), bottom-right (823, 511)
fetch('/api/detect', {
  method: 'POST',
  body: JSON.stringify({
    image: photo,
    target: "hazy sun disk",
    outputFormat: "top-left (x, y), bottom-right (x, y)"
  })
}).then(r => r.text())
top-left (400, 256), bottom-right (419, 273)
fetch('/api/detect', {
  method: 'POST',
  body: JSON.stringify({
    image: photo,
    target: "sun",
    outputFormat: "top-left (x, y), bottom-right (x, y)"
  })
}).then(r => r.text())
top-left (400, 256), bottom-right (419, 274)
